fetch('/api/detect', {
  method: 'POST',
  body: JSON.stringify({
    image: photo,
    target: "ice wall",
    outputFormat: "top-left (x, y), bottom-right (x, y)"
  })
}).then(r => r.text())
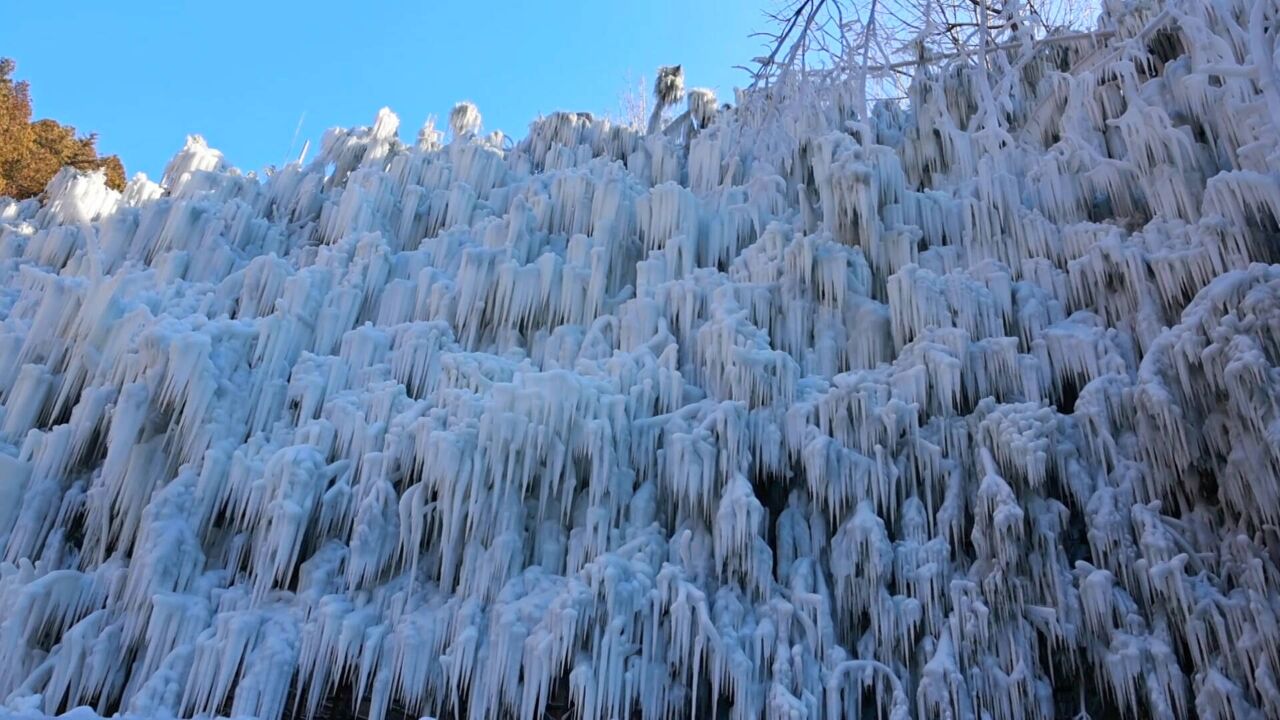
top-left (2, 0), bottom-right (1279, 718)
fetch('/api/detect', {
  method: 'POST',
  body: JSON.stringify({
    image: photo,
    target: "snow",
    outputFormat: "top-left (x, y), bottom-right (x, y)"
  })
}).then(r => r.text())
top-left (1, 0), bottom-right (1280, 718)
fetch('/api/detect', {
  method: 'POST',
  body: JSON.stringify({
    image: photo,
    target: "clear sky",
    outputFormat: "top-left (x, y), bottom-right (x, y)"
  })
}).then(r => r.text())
top-left (4, 1), bottom-right (767, 179)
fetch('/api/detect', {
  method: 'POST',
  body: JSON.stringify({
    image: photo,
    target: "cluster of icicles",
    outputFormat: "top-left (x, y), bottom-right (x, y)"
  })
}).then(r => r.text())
top-left (3, 0), bottom-right (1280, 718)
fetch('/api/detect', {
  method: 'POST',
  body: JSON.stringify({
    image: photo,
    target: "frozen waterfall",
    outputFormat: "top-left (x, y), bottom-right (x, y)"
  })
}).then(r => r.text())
top-left (2, 0), bottom-right (1280, 718)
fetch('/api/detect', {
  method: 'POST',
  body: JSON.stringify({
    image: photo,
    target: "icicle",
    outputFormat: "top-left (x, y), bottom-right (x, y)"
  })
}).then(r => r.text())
top-left (1, 5), bottom-right (1279, 717)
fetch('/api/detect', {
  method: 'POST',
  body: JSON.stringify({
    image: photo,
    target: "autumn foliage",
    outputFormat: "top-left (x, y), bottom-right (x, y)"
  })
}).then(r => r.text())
top-left (0, 58), bottom-right (125, 200)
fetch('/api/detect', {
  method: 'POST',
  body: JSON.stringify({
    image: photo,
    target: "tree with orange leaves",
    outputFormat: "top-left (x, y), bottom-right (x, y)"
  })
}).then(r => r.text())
top-left (0, 58), bottom-right (125, 200)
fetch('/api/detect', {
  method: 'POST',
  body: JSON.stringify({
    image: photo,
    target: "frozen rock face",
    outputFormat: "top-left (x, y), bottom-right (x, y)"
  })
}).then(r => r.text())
top-left (2, 1), bottom-right (1280, 718)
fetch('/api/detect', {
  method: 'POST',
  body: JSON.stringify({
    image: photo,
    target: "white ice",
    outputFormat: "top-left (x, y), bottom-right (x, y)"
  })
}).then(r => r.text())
top-left (1, 0), bottom-right (1279, 718)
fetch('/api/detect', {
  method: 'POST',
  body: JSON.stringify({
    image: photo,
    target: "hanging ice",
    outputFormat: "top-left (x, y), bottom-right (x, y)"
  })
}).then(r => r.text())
top-left (2, 0), bottom-right (1280, 718)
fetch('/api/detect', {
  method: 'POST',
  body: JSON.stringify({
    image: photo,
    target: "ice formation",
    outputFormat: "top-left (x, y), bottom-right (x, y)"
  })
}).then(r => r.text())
top-left (2, 0), bottom-right (1280, 718)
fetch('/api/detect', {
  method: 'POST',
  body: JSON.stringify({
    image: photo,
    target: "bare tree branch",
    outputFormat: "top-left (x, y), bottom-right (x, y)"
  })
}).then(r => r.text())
top-left (743, 0), bottom-right (1100, 110)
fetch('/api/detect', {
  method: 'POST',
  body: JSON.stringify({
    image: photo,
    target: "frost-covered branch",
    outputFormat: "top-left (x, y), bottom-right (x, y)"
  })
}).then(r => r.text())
top-left (745, 0), bottom-right (1100, 109)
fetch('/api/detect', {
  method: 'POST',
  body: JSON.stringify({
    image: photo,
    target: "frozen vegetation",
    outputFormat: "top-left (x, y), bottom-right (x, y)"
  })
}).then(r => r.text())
top-left (2, 0), bottom-right (1280, 718)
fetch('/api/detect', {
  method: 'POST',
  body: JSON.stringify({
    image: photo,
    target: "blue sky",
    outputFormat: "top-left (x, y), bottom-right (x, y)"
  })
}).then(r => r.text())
top-left (5, 1), bottom-right (767, 179)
